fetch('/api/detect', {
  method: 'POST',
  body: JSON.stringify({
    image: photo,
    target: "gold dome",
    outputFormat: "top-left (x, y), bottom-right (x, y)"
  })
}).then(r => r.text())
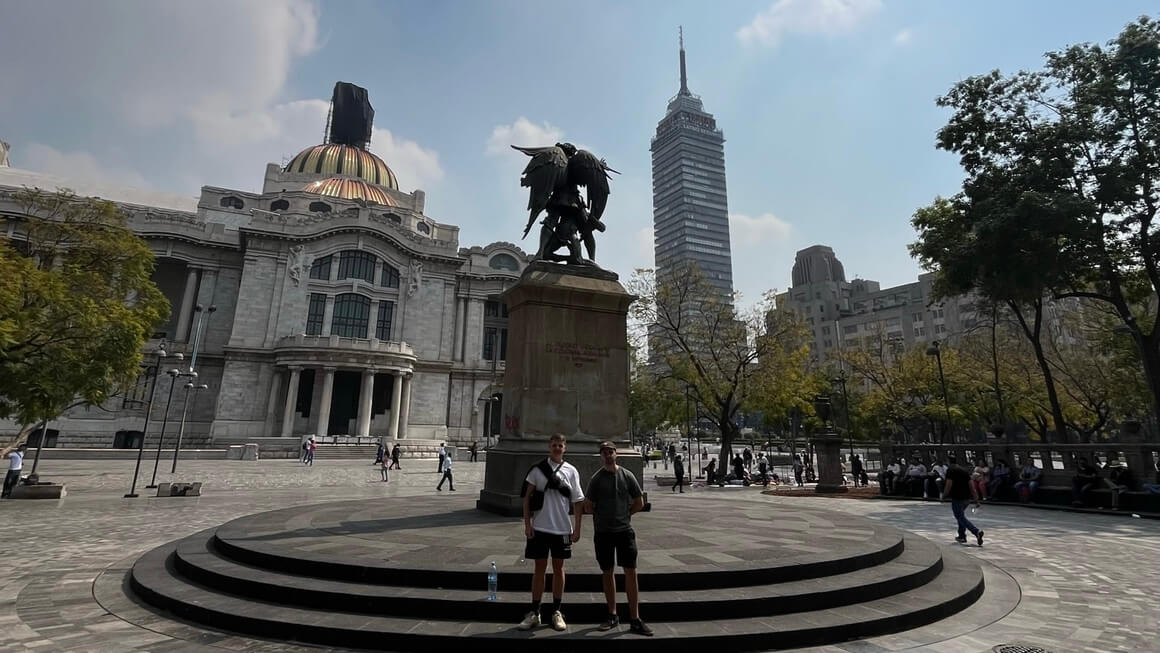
top-left (303, 177), bottom-right (396, 206)
top-left (285, 143), bottom-right (399, 190)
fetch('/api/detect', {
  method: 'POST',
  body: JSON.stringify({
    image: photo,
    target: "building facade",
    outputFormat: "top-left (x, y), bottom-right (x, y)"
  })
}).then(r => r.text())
top-left (0, 84), bottom-right (525, 450)
top-left (650, 35), bottom-right (733, 301)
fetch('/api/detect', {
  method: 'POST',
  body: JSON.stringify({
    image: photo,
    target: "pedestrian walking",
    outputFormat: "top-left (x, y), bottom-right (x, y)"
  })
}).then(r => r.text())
top-left (380, 454), bottom-right (389, 482)
top-left (437, 442), bottom-right (446, 474)
top-left (757, 453), bottom-right (769, 488)
top-left (793, 455), bottom-right (804, 487)
top-left (436, 453), bottom-right (456, 491)
top-left (303, 437), bottom-right (316, 466)
top-left (1, 443), bottom-right (26, 499)
top-left (743, 447), bottom-right (753, 471)
top-left (943, 457), bottom-right (984, 546)
top-left (389, 443), bottom-right (401, 470)
top-left (517, 434), bottom-right (585, 632)
top-left (584, 442), bottom-right (653, 636)
top-left (671, 454), bottom-right (685, 493)
top-left (469, 441), bottom-right (478, 463)
top-left (374, 442), bottom-right (384, 465)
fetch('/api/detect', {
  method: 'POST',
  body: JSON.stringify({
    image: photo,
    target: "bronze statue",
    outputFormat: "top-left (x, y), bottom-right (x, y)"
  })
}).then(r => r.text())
top-left (512, 143), bottom-right (617, 265)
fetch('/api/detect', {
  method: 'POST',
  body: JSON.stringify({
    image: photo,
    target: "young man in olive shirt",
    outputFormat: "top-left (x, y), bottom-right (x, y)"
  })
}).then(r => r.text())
top-left (583, 441), bottom-right (653, 636)
top-left (943, 457), bottom-right (984, 546)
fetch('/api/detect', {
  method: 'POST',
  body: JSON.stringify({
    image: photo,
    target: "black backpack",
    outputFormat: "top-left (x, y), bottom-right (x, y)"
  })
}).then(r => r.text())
top-left (520, 459), bottom-right (567, 511)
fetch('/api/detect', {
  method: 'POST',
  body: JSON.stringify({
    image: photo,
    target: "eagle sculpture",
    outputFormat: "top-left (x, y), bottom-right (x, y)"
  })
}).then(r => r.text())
top-left (512, 142), bottom-right (617, 265)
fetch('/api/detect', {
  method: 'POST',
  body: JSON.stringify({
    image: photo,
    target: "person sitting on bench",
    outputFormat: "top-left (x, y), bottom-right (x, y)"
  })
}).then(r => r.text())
top-left (1071, 457), bottom-right (1101, 506)
top-left (1012, 456), bottom-right (1042, 503)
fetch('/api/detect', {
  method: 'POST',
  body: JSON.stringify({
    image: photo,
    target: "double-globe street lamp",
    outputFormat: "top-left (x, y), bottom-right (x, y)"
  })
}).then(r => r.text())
top-left (125, 342), bottom-right (182, 498)
top-left (145, 366), bottom-right (194, 489)
top-left (830, 373), bottom-right (856, 459)
top-left (171, 303), bottom-right (215, 474)
top-left (925, 339), bottom-right (954, 446)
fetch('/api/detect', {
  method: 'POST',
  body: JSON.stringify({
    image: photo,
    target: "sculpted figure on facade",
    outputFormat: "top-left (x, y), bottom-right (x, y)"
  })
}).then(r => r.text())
top-left (512, 142), bottom-right (617, 266)
top-left (287, 244), bottom-right (310, 287)
top-left (408, 259), bottom-right (423, 297)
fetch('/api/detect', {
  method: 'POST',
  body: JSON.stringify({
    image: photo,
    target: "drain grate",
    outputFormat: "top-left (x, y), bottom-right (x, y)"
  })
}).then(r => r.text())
top-left (993, 646), bottom-right (1053, 653)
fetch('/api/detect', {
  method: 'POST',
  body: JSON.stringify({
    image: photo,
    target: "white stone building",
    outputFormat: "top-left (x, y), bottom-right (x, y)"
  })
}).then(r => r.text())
top-left (0, 87), bottom-right (525, 451)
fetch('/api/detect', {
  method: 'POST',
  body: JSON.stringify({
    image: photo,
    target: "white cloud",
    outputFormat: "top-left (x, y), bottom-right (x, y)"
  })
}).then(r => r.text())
top-left (633, 226), bottom-right (655, 267)
top-left (737, 0), bottom-right (882, 47)
top-left (21, 143), bottom-right (151, 189)
top-left (371, 127), bottom-right (444, 192)
top-left (893, 28), bottom-right (913, 45)
top-left (486, 118), bottom-right (565, 156)
top-left (729, 212), bottom-right (792, 247)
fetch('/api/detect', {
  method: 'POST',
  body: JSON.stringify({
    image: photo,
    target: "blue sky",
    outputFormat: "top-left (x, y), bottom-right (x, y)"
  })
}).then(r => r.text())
top-left (1, 0), bottom-right (1154, 308)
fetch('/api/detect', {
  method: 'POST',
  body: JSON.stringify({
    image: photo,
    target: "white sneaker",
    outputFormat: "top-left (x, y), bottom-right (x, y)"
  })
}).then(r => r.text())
top-left (550, 610), bottom-right (567, 631)
top-left (517, 610), bottom-right (540, 630)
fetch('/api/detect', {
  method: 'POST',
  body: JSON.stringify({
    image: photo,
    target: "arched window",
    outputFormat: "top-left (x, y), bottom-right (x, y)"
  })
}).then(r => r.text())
top-left (337, 250), bottom-right (377, 283)
top-left (309, 201), bottom-right (331, 213)
top-left (331, 293), bottom-right (370, 338)
top-left (417, 222), bottom-right (431, 235)
top-left (383, 213), bottom-right (402, 224)
top-left (381, 263), bottom-right (400, 288)
top-left (219, 195), bottom-right (244, 209)
top-left (309, 254), bottom-right (332, 280)
top-left (488, 253), bottom-right (519, 271)
top-left (270, 199), bottom-right (289, 212)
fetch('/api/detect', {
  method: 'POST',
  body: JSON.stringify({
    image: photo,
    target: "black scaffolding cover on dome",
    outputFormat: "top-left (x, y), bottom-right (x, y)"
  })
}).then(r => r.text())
top-left (326, 82), bottom-right (374, 150)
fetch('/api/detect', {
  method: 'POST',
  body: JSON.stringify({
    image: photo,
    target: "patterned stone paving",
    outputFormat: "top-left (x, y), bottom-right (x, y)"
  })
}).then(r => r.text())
top-left (0, 458), bottom-right (1157, 652)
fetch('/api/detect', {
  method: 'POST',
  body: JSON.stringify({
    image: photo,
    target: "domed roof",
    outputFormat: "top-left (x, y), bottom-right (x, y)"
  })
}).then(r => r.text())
top-left (285, 143), bottom-right (399, 190)
top-left (303, 177), bottom-right (396, 206)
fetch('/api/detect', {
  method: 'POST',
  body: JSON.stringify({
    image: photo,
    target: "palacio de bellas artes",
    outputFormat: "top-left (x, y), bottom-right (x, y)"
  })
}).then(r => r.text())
top-left (0, 82), bottom-right (523, 458)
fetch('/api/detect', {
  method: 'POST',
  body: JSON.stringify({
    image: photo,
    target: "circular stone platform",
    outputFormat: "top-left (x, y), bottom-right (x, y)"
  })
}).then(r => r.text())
top-left (122, 495), bottom-right (985, 652)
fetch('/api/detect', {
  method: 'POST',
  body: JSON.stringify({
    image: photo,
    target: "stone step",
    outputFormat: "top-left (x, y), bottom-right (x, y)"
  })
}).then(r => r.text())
top-left (129, 540), bottom-right (983, 652)
top-left (169, 530), bottom-right (942, 622)
top-left (209, 523), bottom-right (907, 592)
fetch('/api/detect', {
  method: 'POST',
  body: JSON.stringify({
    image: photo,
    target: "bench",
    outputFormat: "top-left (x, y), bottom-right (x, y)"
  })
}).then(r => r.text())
top-left (10, 482), bottom-right (66, 500)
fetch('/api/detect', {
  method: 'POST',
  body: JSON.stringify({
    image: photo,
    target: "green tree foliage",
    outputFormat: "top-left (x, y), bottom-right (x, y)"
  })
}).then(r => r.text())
top-left (0, 188), bottom-right (169, 442)
top-left (627, 263), bottom-right (809, 464)
top-left (912, 17), bottom-right (1160, 432)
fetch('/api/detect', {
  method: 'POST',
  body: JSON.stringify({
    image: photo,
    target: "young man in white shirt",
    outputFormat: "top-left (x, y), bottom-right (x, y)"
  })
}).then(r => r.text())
top-left (1, 443), bottom-right (26, 499)
top-left (518, 434), bottom-right (585, 632)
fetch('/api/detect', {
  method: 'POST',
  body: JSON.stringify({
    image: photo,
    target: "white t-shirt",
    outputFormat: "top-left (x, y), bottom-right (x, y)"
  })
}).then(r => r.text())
top-left (932, 464), bottom-right (948, 479)
top-left (525, 459), bottom-right (585, 536)
top-left (8, 450), bottom-right (23, 471)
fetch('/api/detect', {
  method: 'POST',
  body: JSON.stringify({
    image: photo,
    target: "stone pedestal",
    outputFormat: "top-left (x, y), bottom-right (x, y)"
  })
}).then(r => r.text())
top-left (812, 431), bottom-right (848, 494)
top-left (477, 262), bottom-right (642, 516)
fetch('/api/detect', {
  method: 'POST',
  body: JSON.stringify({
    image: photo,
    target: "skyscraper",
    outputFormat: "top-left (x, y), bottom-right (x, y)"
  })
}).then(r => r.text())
top-left (651, 31), bottom-right (733, 301)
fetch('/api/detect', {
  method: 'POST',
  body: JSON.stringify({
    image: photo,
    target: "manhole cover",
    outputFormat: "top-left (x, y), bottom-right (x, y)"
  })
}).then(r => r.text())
top-left (993, 646), bottom-right (1053, 653)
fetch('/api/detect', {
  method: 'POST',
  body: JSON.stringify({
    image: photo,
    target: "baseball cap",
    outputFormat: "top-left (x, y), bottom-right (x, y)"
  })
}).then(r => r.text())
top-left (598, 441), bottom-right (616, 452)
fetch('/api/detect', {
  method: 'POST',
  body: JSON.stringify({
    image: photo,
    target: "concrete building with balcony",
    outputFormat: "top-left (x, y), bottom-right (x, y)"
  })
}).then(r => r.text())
top-left (0, 82), bottom-right (523, 451)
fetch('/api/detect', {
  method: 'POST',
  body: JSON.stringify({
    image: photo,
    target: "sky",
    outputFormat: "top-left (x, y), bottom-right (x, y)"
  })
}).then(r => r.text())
top-left (1, 0), bottom-right (1155, 309)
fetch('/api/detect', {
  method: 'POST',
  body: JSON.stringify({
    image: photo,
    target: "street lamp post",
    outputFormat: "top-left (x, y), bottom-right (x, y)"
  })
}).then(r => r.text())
top-left (831, 374), bottom-right (856, 458)
top-left (146, 366), bottom-right (186, 489)
top-left (925, 340), bottom-right (953, 446)
top-left (126, 342), bottom-right (172, 498)
top-left (171, 304), bottom-right (215, 474)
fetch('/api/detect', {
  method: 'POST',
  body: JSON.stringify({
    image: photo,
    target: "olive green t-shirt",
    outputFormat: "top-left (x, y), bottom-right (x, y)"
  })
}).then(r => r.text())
top-left (586, 466), bottom-right (642, 533)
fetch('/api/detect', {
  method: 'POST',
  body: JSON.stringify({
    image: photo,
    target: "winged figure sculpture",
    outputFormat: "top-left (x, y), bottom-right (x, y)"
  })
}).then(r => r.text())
top-left (512, 142), bottom-right (617, 265)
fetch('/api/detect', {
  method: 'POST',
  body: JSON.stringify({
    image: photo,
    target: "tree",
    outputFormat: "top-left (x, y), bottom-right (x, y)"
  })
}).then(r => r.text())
top-left (627, 263), bottom-right (808, 466)
top-left (0, 188), bottom-right (169, 445)
top-left (913, 17), bottom-right (1160, 432)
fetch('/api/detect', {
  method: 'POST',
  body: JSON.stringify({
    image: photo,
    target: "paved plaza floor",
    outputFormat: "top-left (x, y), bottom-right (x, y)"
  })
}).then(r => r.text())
top-left (0, 458), bottom-right (1156, 652)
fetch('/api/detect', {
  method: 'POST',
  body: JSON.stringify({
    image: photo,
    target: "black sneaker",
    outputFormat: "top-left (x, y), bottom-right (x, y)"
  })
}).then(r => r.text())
top-left (597, 614), bottom-right (619, 631)
top-left (976, 530), bottom-right (984, 547)
top-left (954, 535), bottom-right (967, 544)
top-left (629, 619), bottom-right (654, 636)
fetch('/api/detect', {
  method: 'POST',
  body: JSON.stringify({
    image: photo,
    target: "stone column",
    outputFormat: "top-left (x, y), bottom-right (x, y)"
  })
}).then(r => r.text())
top-left (356, 369), bottom-right (375, 437)
top-left (281, 366), bottom-right (301, 438)
top-left (388, 372), bottom-right (403, 439)
top-left (453, 297), bottom-right (466, 361)
top-left (174, 267), bottom-right (199, 342)
top-left (322, 296), bottom-right (335, 336)
top-left (812, 431), bottom-right (848, 493)
top-left (398, 374), bottom-right (413, 439)
top-left (315, 367), bottom-right (336, 437)
top-left (265, 368), bottom-right (282, 431)
top-left (369, 300), bottom-right (380, 339)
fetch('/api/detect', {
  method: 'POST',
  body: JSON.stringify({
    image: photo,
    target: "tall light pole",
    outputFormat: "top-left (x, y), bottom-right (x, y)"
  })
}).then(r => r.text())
top-left (926, 340), bottom-right (953, 446)
top-left (126, 342), bottom-right (174, 498)
top-left (171, 303), bottom-right (215, 474)
top-left (831, 374), bottom-right (855, 458)
top-left (146, 365), bottom-right (186, 489)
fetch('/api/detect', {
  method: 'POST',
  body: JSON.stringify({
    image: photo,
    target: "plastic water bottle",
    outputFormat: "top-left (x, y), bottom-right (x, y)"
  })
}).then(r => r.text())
top-left (487, 561), bottom-right (498, 601)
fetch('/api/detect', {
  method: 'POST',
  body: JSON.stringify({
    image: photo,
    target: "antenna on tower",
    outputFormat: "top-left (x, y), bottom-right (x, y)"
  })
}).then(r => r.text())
top-left (679, 26), bottom-right (690, 96)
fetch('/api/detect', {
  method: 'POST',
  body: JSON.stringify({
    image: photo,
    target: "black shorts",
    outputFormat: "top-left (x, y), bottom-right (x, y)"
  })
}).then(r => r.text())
top-left (524, 530), bottom-right (573, 560)
top-left (594, 529), bottom-right (638, 570)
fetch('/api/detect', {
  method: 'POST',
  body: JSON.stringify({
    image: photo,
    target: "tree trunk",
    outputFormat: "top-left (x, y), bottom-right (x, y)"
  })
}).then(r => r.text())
top-left (1007, 300), bottom-right (1069, 443)
top-left (1137, 332), bottom-right (1160, 437)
